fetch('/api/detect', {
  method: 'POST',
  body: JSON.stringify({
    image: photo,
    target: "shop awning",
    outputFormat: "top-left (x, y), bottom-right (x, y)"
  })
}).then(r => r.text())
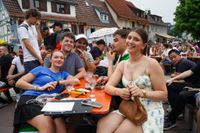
top-left (155, 32), bottom-right (175, 39)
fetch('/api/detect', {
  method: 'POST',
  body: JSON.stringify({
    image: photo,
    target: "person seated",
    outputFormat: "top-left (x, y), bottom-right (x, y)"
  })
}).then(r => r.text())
top-left (96, 29), bottom-right (130, 85)
top-left (7, 47), bottom-right (25, 94)
top-left (164, 55), bottom-right (199, 130)
top-left (14, 50), bottom-right (80, 133)
top-left (0, 46), bottom-right (14, 103)
top-left (168, 49), bottom-right (196, 78)
top-left (160, 44), bottom-right (172, 74)
top-left (97, 28), bottom-right (167, 133)
top-left (90, 39), bottom-right (106, 65)
top-left (44, 32), bottom-right (86, 79)
top-left (195, 92), bottom-right (200, 133)
top-left (75, 34), bottom-right (96, 73)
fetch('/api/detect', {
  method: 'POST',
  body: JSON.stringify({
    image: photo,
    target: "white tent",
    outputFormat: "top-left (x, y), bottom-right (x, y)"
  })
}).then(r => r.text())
top-left (88, 27), bottom-right (118, 45)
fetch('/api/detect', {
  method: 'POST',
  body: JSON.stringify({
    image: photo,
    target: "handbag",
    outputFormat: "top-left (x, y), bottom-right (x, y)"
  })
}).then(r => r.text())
top-left (119, 96), bottom-right (147, 126)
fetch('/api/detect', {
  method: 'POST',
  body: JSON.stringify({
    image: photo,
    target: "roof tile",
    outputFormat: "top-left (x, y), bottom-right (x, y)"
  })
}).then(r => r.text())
top-left (76, 0), bottom-right (117, 27)
top-left (2, 0), bottom-right (24, 18)
top-left (106, 0), bottom-right (137, 21)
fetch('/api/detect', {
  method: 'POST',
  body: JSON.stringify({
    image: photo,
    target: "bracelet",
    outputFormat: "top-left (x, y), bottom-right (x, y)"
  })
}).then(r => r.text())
top-left (57, 80), bottom-right (60, 86)
top-left (35, 86), bottom-right (39, 91)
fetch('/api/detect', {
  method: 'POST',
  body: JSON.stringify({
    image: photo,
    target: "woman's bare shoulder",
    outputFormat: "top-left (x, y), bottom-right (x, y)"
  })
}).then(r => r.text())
top-left (145, 56), bottom-right (160, 66)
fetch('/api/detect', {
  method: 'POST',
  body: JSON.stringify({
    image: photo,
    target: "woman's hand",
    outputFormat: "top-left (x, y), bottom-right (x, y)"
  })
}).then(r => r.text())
top-left (67, 77), bottom-right (80, 85)
top-left (128, 84), bottom-right (144, 97)
top-left (116, 88), bottom-right (131, 100)
top-left (39, 82), bottom-right (57, 91)
top-left (96, 76), bottom-right (108, 85)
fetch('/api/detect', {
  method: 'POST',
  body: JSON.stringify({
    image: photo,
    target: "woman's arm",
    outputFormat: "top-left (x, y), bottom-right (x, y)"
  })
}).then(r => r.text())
top-left (146, 59), bottom-right (168, 101)
top-left (59, 75), bottom-right (80, 86)
top-left (16, 73), bottom-right (58, 91)
top-left (105, 61), bottom-right (131, 100)
top-left (15, 73), bottom-right (37, 90)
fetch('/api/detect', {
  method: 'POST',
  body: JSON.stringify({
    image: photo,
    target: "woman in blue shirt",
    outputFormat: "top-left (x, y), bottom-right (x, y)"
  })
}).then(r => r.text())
top-left (14, 50), bottom-right (79, 133)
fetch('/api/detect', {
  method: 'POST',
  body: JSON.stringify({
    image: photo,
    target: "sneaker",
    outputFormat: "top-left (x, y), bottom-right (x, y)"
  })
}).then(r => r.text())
top-left (164, 119), bottom-right (176, 130)
top-left (177, 113), bottom-right (183, 120)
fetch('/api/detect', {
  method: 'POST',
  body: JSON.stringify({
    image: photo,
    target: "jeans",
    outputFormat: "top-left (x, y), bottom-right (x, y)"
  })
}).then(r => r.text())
top-left (24, 60), bottom-right (40, 73)
top-left (167, 82), bottom-right (198, 122)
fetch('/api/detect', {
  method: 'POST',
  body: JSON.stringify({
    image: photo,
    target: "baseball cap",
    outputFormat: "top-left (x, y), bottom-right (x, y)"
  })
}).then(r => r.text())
top-left (76, 34), bottom-right (88, 43)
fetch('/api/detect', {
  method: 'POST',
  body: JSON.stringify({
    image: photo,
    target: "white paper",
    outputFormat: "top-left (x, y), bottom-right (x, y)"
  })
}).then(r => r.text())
top-left (41, 102), bottom-right (74, 112)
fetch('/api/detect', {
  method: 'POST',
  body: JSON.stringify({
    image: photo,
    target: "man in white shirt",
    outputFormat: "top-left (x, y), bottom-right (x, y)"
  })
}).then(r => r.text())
top-left (18, 8), bottom-right (43, 73)
top-left (7, 48), bottom-right (25, 87)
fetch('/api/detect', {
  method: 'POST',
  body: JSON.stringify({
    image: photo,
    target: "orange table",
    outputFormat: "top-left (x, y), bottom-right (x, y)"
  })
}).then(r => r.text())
top-left (63, 79), bottom-right (112, 115)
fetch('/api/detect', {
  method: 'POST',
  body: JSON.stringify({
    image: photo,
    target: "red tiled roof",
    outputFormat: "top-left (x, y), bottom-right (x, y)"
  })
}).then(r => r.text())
top-left (2, 0), bottom-right (24, 18)
top-left (3, 0), bottom-right (117, 27)
top-left (106, 0), bottom-right (138, 21)
top-left (76, 0), bottom-right (117, 27)
top-left (125, 1), bottom-right (148, 25)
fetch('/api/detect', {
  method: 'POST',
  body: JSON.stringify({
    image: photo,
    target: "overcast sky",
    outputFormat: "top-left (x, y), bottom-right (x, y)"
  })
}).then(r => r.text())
top-left (128, 0), bottom-right (179, 24)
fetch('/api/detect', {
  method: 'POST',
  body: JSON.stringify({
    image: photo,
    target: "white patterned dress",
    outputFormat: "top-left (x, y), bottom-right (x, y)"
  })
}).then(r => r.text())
top-left (122, 75), bottom-right (164, 133)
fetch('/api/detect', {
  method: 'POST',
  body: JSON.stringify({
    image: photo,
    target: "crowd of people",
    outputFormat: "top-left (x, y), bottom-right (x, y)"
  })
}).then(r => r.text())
top-left (0, 8), bottom-right (200, 133)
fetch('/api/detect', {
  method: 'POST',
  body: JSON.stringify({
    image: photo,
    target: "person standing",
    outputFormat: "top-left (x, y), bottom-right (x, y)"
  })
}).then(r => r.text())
top-left (18, 8), bottom-right (43, 73)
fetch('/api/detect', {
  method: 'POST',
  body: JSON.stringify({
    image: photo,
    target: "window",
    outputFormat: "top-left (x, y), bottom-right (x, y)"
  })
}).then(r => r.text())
top-left (29, 0), bottom-right (39, 9)
top-left (132, 22), bottom-right (135, 28)
top-left (100, 13), bottom-right (109, 23)
top-left (79, 25), bottom-right (84, 34)
top-left (22, 0), bottom-right (47, 11)
top-left (91, 28), bottom-right (95, 33)
top-left (52, 2), bottom-right (70, 14)
top-left (71, 24), bottom-right (77, 35)
top-left (56, 4), bottom-right (64, 13)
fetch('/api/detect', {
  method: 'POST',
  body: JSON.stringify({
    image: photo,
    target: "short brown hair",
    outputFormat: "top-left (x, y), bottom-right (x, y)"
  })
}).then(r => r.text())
top-left (25, 8), bottom-right (41, 20)
top-left (61, 32), bottom-right (76, 42)
top-left (113, 29), bottom-right (130, 39)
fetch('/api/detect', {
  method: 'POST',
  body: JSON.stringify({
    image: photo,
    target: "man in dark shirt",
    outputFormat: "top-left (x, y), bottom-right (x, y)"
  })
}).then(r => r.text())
top-left (0, 46), bottom-right (14, 103)
top-left (90, 39), bottom-right (106, 65)
top-left (164, 49), bottom-right (197, 130)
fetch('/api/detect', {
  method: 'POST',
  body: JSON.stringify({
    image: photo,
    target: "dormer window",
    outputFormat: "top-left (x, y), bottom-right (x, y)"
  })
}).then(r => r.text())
top-left (94, 7), bottom-right (109, 24)
top-left (100, 13), bottom-right (108, 23)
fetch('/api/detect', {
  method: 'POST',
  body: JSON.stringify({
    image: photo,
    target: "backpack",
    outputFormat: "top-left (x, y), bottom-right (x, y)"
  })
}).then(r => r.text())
top-left (18, 24), bottom-right (29, 31)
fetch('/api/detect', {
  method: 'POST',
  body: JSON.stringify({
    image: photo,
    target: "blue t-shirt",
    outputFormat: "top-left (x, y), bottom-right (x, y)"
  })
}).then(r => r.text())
top-left (23, 66), bottom-right (69, 96)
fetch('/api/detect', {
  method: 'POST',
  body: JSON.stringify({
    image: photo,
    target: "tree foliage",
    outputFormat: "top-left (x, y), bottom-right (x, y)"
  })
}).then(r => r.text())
top-left (174, 0), bottom-right (200, 39)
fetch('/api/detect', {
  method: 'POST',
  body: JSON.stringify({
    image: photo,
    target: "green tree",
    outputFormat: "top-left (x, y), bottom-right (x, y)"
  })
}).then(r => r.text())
top-left (174, 0), bottom-right (200, 39)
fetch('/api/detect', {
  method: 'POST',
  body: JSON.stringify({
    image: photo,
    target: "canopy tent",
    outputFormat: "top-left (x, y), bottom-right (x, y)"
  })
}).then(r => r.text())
top-left (88, 27), bottom-right (118, 45)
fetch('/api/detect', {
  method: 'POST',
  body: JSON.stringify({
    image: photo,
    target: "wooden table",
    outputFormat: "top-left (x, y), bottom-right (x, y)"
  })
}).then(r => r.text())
top-left (63, 79), bottom-right (112, 115)
top-left (150, 55), bottom-right (162, 62)
top-left (187, 56), bottom-right (200, 62)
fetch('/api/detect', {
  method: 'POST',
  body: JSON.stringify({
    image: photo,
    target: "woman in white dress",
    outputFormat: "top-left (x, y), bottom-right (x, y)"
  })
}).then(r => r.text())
top-left (97, 28), bottom-right (167, 133)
